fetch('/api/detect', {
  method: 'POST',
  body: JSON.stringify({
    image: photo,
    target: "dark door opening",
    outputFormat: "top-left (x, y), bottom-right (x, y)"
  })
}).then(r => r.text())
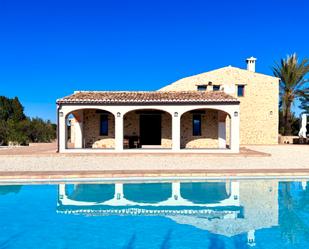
top-left (140, 114), bottom-right (161, 145)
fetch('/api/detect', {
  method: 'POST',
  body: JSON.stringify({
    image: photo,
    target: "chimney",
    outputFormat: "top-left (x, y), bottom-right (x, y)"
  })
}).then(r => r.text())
top-left (246, 56), bottom-right (257, 72)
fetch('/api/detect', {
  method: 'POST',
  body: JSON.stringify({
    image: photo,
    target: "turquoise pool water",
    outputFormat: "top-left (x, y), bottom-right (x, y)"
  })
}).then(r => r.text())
top-left (0, 179), bottom-right (309, 248)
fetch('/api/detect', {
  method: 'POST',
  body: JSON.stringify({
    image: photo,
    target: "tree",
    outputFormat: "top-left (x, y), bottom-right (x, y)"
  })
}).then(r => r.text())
top-left (6, 119), bottom-right (29, 145)
top-left (27, 118), bottom-right (56, 142)
top-left (299, 94), bottom-right (309, 114)
top-left (0, 120), bottom-right (8, 145)
top-left (0, 96), bottom-right (56, 145)
top-left (273, 54), bottom-right (309, 135)
top-left (10, 97), bottom-right (26, 122)
top-left (0, 96), bottom-right (12, 121)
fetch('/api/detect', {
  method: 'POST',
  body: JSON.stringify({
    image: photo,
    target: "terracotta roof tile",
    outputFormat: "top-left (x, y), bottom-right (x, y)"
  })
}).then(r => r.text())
top-left (57, 91), bottom-right (239, 104)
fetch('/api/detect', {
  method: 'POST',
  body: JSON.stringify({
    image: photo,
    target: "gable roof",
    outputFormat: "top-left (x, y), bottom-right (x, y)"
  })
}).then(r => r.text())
top-left (57, 91), bottom-right (239, 105)
top-left (159, 66), bottom-right (279, 91)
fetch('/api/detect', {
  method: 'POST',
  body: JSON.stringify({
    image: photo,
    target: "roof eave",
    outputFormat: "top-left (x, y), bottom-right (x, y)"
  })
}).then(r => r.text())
top-left (56, 100), bottom-right (240, 105)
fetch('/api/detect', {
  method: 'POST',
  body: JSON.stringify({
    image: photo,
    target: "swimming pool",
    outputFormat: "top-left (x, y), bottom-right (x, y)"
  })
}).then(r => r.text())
top-left (1, 179), bottom-right (309, 248)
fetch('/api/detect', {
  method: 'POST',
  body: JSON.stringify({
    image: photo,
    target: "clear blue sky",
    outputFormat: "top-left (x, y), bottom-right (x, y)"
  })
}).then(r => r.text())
top-left (0, 0), bottom-right (308, 122)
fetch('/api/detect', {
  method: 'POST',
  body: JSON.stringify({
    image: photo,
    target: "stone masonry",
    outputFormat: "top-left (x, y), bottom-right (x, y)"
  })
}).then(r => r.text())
top-left (83, 110), bottom-right (115, 148)
top-left (180, 110), bottom-right (219, 148)
top-left (160, 66), bottom-right (279, 145)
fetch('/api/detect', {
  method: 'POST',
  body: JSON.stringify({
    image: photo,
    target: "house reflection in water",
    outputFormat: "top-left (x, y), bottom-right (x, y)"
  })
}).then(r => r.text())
top-left (57, 180), bottom-right (279, 247)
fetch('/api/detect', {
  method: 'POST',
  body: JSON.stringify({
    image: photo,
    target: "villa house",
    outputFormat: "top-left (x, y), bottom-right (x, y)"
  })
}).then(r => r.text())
top-left (56, 57), bottom-right (279, 153)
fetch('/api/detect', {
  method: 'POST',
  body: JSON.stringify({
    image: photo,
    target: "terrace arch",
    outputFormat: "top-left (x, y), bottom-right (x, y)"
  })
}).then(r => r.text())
top-left (180, 108), bottom-right (231, 149)
top-left (63, 108), bottom-right (115, 149)
top-left (123, 108), bottom-right (172, 149)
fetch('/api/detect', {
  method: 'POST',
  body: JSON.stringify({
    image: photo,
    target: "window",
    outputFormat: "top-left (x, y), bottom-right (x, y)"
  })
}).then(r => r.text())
top-left (237, 85), bottom-right (245, 97)
top-left (197, 85), bottom-right (207, 91)
top-left (192, 114), bottom-right (202, 136)
top-left (100, 115), bottom-right (108, 136)
top-left (213, 85), bottom-right (220, 91)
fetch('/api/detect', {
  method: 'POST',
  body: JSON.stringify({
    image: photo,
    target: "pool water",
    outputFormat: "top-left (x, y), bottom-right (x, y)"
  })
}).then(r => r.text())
top-left (1, 179), bottom-right (309, 248)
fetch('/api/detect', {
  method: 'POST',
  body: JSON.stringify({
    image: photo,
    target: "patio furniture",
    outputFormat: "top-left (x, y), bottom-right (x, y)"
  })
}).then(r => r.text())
top-left (123, 138), bottom-right (129, 149)
top-left (124, 135), bottom-right (140, 148)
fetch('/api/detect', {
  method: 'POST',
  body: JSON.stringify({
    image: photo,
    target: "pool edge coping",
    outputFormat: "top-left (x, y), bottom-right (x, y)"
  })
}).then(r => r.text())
top-left (1, 169), bottom-right (309, 184)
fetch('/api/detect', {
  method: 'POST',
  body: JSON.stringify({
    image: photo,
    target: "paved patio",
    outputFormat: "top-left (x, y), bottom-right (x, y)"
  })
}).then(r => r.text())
top-left (0, 142), bottom-right (267, 156)
top-left (0, 143), bottom-right (309, 181)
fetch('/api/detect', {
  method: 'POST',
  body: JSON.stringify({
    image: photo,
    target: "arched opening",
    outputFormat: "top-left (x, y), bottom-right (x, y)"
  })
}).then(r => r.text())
top-left (67, 184), bottom-right (115, 202)
top-left (65, 108), bottom-right (115, 149)
top-left (123, 183), bottom-right (172, 203)
top-left (123, 109), bottom-right (172, 149)
top-left (180, 108), bottom-right (231, 149)
top-left (180, 182), bottom-right (231, 204)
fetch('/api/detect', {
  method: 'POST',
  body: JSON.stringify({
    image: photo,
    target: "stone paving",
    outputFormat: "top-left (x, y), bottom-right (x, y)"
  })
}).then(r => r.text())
top-left (0, 143), bottom-right (309, 180)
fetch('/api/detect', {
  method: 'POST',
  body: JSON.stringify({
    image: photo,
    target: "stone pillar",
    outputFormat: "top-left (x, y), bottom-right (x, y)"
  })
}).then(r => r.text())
top-left (230, 111), bottom-right (240, 153)
top-left (58, 107), bottom-right (67, 153)
top-left (115, 113), bottom-right (124, 151)
top-left (218, 122), bottom-right (226, 149)
top-left (172, 112), bottom-right (181, 151)
top-left (115, 183), bottom-right (124, 200)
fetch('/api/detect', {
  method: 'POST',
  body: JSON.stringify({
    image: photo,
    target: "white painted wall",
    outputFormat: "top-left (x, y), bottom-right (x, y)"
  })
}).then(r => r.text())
top-left (218, 122), bottom-right (226, 149)
top-left (73, 110), bottom-right (83, 149)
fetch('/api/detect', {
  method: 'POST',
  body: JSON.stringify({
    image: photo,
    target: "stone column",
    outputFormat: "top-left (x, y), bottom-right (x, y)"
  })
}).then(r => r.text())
top-left (172, 112), bottom-right (181, 151)
top-left (115, 113), bottom-right (124, 151)
top-left (58, 107), bottom-right (67, 153)
top-left (230, 111), bottom-right (240, 153)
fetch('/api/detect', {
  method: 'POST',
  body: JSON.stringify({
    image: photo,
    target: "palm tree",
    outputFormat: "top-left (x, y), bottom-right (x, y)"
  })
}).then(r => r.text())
top-left (273, 54), bottom-right (309, 135)
top-left (299, 94), bottom-right (309, 114)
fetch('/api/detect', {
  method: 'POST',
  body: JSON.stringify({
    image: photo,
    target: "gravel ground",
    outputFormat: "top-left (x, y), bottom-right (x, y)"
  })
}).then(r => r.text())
top-left (0, 145), bottom-right (308, 172)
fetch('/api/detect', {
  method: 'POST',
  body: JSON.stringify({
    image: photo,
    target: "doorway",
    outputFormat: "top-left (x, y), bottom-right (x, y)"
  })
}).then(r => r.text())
top-left (140, 114), bottom-right (161, 145)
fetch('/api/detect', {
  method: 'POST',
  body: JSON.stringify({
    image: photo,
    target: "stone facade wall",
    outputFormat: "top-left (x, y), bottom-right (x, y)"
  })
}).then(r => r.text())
top-left (124, 111), bottom-right (172, 148)
top-left (123, 112), bottom-right (139, 137)
top-left (83, 110), bottom-right (115, 148)
top-left (180, 110), bottom-right (218, 148)
top-left (160, 66), bottom-right (279, 145)
top-left (161, 113), bottom-right (172, 148)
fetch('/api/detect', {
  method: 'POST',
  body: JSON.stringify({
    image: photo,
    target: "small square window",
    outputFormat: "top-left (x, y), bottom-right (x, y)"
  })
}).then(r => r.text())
top-left (213, 85), bottom-right (220, 91)
top-left (100, 115), bottom-right (108, 136)
top-left (237, 85), bottom-right (245, 97)
top-left (192, 114), bottom-right (202, 136)
top-left (197, 85), bottom-right (207, 91)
